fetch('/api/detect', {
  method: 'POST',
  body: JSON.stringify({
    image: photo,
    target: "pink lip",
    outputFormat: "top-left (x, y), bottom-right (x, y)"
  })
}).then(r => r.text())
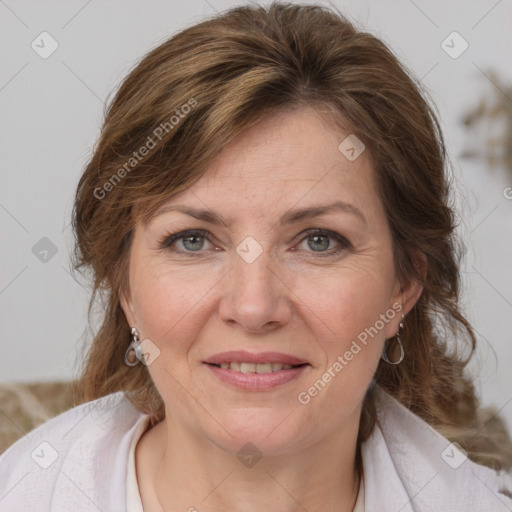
top-left (206, 364), bottom-right (309, 391)
top-left (203, 351), bottom-right (308, 366)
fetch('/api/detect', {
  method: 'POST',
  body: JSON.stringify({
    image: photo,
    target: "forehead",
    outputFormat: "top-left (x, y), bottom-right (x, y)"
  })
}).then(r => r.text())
top-left (182, 108), bottom-right (379, 213)
top-left (143, 107), bottom-right (385, 234)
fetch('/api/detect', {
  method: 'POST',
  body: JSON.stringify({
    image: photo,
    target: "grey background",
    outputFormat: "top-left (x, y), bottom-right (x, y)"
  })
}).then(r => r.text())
top-left (1, 0), bottom-right (511, 429)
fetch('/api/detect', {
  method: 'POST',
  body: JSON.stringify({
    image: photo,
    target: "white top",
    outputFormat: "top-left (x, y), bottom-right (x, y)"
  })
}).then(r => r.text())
top-left (125, 415), bottom-right (149, 512)
top-left (353, 471), bottom-right (365, 512)
top-left (1, 387), bottom-right (511, 511)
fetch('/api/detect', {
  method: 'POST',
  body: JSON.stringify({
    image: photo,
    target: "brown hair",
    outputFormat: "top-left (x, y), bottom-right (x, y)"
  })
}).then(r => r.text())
top-left (72, 1), bottom-right (512, 470)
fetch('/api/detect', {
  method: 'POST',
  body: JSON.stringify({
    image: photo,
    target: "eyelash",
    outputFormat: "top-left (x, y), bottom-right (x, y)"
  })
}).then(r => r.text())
top-left (158, 228), bottom-right (351, 258)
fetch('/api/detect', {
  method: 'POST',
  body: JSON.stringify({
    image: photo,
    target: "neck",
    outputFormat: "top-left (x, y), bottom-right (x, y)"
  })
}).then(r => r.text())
top-left (137, 414), bottom-right (361, 512)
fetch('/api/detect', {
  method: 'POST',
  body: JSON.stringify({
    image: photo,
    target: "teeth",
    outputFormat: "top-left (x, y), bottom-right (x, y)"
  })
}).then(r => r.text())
top-left (217, 362), bottom-right (296, 373)
top-left (256, 363), bottom-right (273, 374)
top-left (240, 362), bottom-right (256, 373)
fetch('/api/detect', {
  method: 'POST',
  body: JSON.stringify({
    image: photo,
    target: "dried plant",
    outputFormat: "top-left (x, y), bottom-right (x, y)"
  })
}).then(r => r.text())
top-left (461, 71), bottom-right (512, 176)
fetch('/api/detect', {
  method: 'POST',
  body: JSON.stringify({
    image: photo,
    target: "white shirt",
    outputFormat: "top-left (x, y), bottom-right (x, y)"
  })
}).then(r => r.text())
top-left (125, 414), bottom-right (149, 512)
top-left (353, 471), bottom-right (365, 512)
top-left (1, 387), bottom-right (511, 511)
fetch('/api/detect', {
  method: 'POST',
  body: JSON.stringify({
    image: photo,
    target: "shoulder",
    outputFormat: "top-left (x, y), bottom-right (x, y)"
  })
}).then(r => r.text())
top-left (0, 392), bottom-right (147, 512)
top-left (362, 386), bottom-right (512, 511)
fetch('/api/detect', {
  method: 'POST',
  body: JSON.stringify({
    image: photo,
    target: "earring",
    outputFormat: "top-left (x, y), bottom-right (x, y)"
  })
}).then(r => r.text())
top-left (124, 327), bottom-right (143, 366)
top-left (382, 313), bottom-right (405, 365)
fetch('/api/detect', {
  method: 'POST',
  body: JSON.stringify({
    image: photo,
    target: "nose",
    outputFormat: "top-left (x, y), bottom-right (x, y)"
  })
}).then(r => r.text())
top-left (217, 249), bottom-right (293, 334)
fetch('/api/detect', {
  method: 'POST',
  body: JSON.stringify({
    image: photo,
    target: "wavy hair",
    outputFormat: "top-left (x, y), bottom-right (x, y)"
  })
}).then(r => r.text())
top-left (72, 1), bottom-right (512, 470)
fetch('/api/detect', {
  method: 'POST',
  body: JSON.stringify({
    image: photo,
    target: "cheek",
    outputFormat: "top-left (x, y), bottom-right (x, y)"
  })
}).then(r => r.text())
top-left (293, 258), bottom-right (394, 374)
top-left (292, 283), bottom-right (389, 417)
top-left (129, 258), bottom-right (219, 350)
top-left (303, 259), bottom-right (392, 328)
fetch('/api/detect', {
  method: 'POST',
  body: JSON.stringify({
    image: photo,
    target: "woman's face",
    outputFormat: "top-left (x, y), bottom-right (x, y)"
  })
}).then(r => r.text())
top-left (121, 107), bottom-right (422, 455)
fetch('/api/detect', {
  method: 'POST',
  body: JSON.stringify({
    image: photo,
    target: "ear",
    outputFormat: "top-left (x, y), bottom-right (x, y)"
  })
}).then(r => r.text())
top-left (119, 284), bottom-right (136, 329)
top-left (386, 249), bottom-right (427, 338)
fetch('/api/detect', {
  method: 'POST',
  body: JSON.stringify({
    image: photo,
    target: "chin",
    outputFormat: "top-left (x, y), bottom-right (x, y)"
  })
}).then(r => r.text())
top-left (202, 406), bottom-right (310, 457)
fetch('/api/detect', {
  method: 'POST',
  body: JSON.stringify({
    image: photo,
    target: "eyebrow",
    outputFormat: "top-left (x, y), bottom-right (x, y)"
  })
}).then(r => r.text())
top-left (153, 200), bottom-right (367, 227)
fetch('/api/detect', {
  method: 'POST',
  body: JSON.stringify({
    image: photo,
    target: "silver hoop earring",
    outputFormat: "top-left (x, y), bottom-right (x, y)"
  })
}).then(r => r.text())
top-left (124, 327), bottom-right (143, 366)
top-left (382, 313), bottom-right (405, 365)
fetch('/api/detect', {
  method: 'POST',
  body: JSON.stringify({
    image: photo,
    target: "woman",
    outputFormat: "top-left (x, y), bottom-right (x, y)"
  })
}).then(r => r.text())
top-left (1, 2), bottom-right (511, 511)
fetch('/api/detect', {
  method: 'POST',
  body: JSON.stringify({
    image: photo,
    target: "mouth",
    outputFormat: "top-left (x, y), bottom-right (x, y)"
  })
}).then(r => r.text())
top-left (203, 351), bottom-right (311, 391)
top-left (206, 361), bottom-right (308, 373)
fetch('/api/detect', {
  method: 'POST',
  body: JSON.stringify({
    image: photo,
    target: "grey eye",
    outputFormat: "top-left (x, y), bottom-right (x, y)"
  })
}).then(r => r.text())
top-left (307, 234), bottom-right (330, 251)
top-left (181, 235), bottom-right (205, 251)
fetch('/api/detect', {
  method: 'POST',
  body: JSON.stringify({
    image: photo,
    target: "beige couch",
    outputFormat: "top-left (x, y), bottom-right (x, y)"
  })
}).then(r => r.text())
top-left (0, 381), bottom-right (74, 454)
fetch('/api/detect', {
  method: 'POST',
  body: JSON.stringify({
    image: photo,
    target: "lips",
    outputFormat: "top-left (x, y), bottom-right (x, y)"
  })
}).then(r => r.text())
top-left (203, 351), bottom-right (310, 388)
